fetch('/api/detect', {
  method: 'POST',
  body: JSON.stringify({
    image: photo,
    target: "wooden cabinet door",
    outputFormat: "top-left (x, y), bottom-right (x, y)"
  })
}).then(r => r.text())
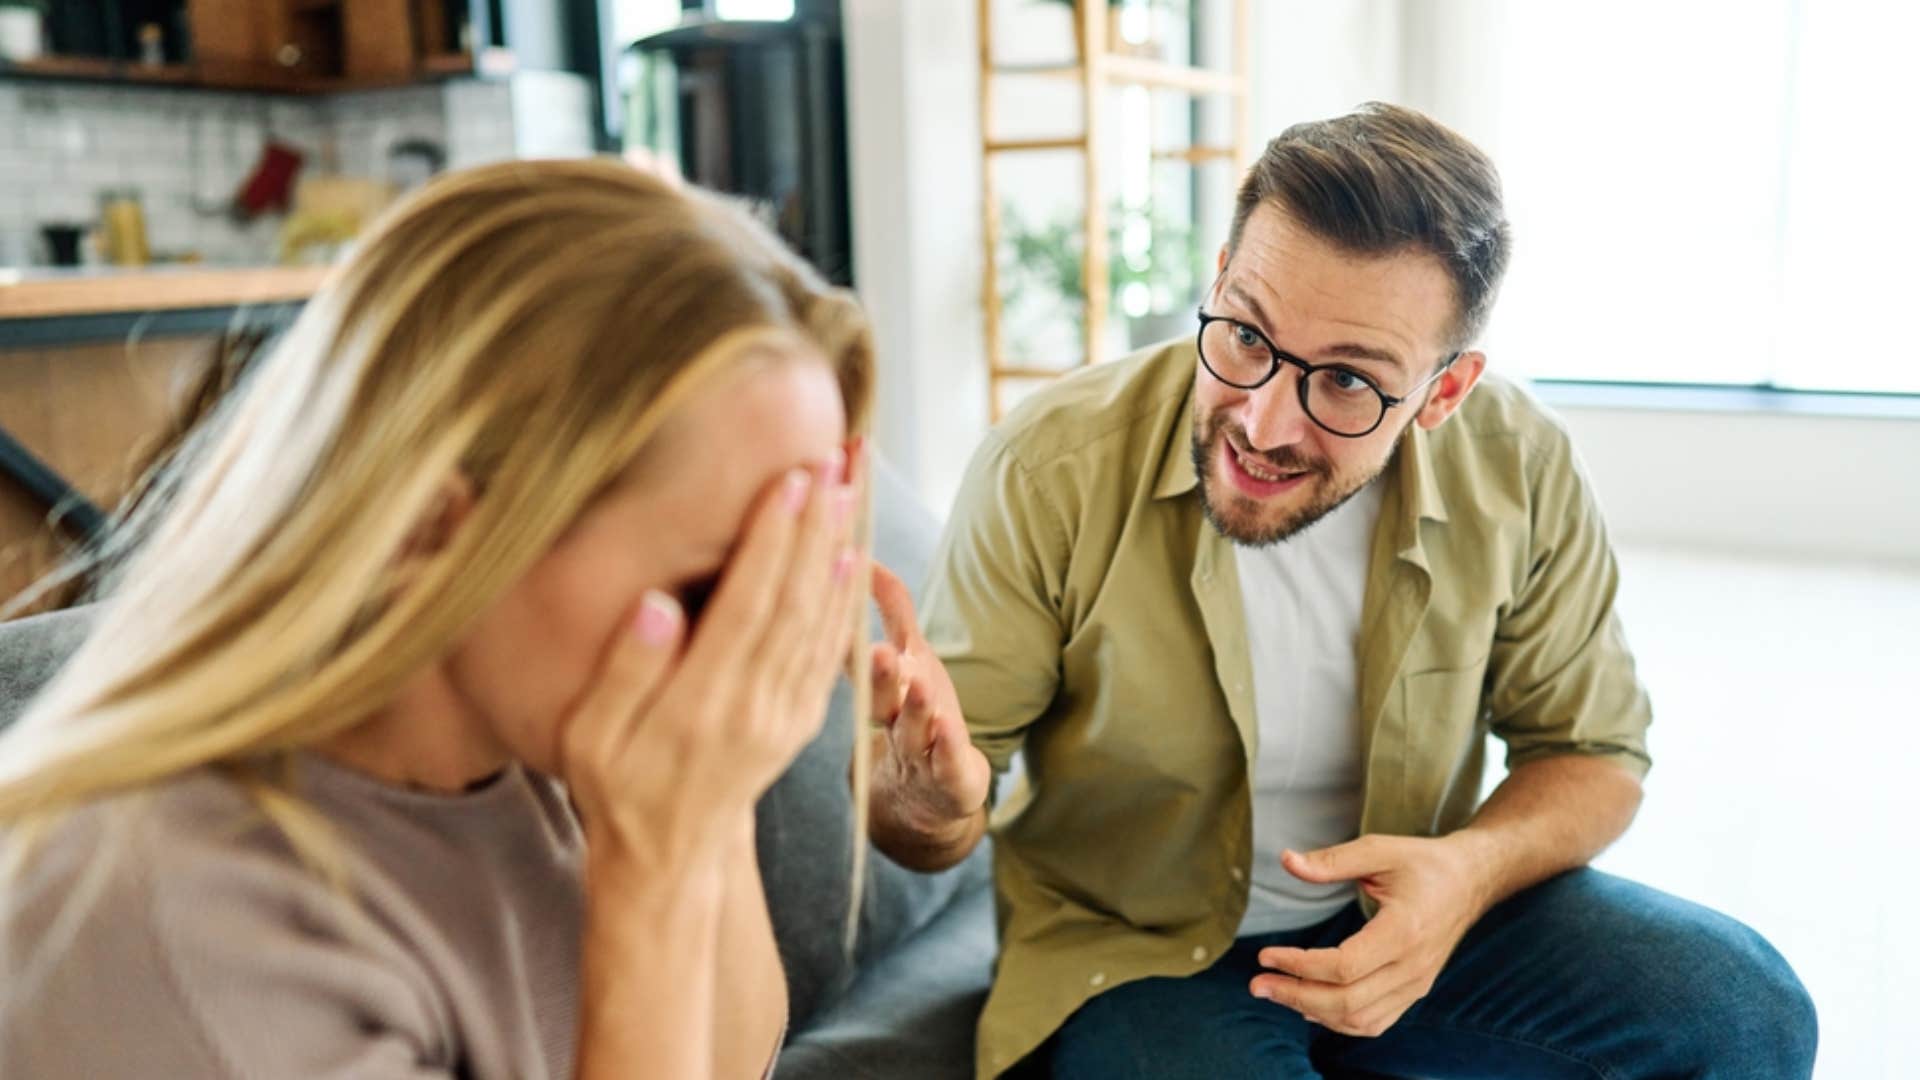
top-left (189, 0), bottom-right (419, 87)
top-left (187, 0), bottom-right (269, 84)
top-left (344, 0), bottom-right (419, 80)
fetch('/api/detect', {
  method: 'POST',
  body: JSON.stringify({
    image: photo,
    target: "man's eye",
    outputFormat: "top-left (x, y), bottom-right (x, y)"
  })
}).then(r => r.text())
top-left (1327, 369), bottom-right (1372, 393)
top-left (1234, 325), bottom-right (1261, 348)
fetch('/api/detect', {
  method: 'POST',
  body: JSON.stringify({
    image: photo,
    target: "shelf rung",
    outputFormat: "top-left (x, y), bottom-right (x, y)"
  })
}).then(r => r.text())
top-left (986, 137), bottom-right (1088, 154)
top-left (1151, 145), bottom-right (1238, 164)
top-left (991, 58), bottom-right (1245, 96)
top-left (1103, 55), bottom-right (1244, 95)
top-left (992, 63), bottom-right (1081, 79)
top-left (992, 366), bottom-right (1080, 379)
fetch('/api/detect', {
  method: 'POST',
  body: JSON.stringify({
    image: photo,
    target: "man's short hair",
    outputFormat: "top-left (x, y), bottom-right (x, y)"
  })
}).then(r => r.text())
top-left (1230, 102), bottom-right (1512, 353)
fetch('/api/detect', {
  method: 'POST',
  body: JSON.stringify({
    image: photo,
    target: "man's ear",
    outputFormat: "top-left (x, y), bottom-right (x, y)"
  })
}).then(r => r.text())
top-left (1414, 351), bottom-right (1487, 431)
top-left (400, 474), bottom-right (478, 561)
top-left (1216, 243), bottom-right (1229, 274)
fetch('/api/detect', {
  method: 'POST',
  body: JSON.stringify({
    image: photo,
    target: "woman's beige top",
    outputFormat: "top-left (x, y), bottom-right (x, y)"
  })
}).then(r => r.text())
top-left (1, 756), bottom-right (590, 1078)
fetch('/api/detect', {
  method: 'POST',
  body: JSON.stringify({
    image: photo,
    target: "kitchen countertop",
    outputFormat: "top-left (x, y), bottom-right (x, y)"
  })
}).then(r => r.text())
top-left (0, 265), bottom-right (331, 321)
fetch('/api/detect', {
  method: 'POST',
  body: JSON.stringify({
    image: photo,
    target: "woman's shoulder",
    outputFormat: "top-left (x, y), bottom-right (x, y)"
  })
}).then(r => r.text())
top-left (4, 770), bottom-right (349, 948)
top-left (1, 771), bottom-right (455, 1077)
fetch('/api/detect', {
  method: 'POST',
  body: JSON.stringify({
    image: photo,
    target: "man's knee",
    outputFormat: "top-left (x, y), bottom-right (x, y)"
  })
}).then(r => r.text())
top-left (1610, 894), bottom-right (1817, 1076)
top-left (1489, 872), bottom-right (1817, 1075)
top-left (1689, 917), bottom-right (1818, 1074)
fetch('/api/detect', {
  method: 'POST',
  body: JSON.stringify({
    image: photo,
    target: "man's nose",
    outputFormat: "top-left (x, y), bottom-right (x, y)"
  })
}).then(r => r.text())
top-left (1238, 368), bottom-right (1314, 451)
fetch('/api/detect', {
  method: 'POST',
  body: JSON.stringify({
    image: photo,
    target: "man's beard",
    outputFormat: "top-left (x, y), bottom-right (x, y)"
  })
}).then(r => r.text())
top-left (1189, 404), bottom-right (1390, 548)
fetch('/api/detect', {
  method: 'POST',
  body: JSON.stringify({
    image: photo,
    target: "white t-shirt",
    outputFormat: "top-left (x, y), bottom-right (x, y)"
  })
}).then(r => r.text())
top-left (1233, 479), bottom-right (1384, 936)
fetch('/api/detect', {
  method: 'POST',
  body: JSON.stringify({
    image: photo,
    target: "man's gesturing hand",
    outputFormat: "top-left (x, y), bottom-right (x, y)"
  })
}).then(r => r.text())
top-left (1249, 834), bottom-right (1492, 1038)
top-left (865, 564), bottom-right (991, 853)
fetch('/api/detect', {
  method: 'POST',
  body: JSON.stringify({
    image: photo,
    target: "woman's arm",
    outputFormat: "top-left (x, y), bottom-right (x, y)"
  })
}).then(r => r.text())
top-left (714, 813), bottom-right (788, 1079)
top-left (575, 846), bottom-right (729, 1080)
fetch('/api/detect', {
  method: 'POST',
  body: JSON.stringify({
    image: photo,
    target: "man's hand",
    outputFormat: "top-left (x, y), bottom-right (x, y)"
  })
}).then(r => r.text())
top-left (1248, 834), bottom-right (1494, 1038)
top-left (864, 565), bottom-right (992, 869)
top-left (1250, 755), bottom-right (1642, 1038)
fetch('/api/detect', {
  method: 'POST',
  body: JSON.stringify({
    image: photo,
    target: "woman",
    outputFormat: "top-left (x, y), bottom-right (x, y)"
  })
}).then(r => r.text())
top-left (0, 159), bottom-right (872, 1079)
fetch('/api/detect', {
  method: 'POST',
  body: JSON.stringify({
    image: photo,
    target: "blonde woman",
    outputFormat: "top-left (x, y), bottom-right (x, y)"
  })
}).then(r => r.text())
top-left (0, 159), bottom-right (874, 1079)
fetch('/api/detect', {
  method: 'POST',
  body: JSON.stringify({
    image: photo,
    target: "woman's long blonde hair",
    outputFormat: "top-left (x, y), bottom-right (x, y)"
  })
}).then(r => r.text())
top-left (0, 159), bottom-right (874, 907)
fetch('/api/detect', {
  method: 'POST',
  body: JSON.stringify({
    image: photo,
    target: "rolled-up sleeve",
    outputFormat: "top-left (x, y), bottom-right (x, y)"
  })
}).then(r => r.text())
top-left (1486, 428), bottom-right (1653, 779)
top-left (920, 435), bottom-right (1069, 778)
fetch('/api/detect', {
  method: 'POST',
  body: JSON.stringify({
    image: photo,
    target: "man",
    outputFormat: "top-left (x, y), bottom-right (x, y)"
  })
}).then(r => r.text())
top-left (864, 103), bottom-right (1816, 1078)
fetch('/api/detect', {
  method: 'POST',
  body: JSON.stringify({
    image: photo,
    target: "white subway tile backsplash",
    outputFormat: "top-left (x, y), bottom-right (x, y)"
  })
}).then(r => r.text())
top-left (0, 155), bottom-right (53, 190)
top-left (2, 76), bottom-right (594, 267)
top-left (27, 186), bottom-right (93, 224)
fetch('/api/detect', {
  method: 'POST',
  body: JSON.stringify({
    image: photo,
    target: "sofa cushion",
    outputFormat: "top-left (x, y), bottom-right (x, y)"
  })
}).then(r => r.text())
top-left (774, 860), bottom-right (995, 1080)
top-left (0, 604), bottom-right (89, 729)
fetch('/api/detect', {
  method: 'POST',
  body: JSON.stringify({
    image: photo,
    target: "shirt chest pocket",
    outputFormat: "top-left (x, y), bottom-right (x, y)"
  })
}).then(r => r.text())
top-left (1387, 655), bottom-right (1495, 834)
top-left (1400, 654), bottom-right (1491, 731)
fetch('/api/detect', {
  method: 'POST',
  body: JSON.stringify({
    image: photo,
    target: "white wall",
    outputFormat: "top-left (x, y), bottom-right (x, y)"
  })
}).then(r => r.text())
top-left (843, 0), bottom-right (988, 507)
top-left (1251, 0), bottom-right (1405, 139)
top-left (1552, 402), bottom-right (1920, 565)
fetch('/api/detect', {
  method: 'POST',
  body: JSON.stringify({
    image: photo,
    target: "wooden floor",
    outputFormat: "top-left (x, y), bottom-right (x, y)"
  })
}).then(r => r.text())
top-left (1577, 546), bottom-right (1919, 1080)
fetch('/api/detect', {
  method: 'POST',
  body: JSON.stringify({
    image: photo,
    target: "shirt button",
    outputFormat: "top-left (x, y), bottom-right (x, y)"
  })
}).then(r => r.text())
top-left (1089, 971), bottom-right (1107, 988)
top-left (1230, 866), bottom-right (1245, 882)
top-left (1192, 946), bottom-right (1208, 963)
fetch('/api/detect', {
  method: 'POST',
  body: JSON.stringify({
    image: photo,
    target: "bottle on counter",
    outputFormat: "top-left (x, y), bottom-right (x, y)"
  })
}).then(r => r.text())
top-left (98, 189), bottom-right (150, 268)
top-left (137, 23), bottom-right (165, 67)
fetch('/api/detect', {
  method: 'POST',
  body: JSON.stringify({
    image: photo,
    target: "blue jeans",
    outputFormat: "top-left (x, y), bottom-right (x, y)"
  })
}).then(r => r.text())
top-left (1048, 869), bottom-right (1816, 1079)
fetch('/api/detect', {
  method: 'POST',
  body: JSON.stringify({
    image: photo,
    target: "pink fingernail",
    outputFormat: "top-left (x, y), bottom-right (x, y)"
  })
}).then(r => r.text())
top-left (832, 488), bottom-right (858, 524)
top-left (633, 590), bottom-right (681, 645)
top-left (832, 548), bottom-right (858, 582)
top-left (783, 469), bottom-right (811, 512)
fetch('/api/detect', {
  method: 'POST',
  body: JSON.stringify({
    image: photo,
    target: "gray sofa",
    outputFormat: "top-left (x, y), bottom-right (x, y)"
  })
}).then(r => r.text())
top-left (0, 458), bottom-right (995, 1080)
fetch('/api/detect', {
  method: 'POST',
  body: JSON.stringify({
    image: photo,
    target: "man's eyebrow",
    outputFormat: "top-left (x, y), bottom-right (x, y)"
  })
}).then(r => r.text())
top-left (1223, 281), bottom-right (1408, 373)
top-left (1321, 341), bottom-right (1407, 373)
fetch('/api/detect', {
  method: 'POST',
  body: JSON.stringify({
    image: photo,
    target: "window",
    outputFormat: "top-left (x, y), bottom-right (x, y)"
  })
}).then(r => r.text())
top-left (1483, 1), bottom-right (1919, 395)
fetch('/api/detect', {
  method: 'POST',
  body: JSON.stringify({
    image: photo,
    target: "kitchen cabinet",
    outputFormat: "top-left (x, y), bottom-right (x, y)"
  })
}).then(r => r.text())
top-left (190, 0), bottom-right (420, 88)
top-left (5, 0), bottom-right (490, 93)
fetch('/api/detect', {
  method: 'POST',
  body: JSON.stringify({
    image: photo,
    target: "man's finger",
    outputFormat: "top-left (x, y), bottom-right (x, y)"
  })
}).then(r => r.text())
top-left (1341, 971), bottom-right (1431, 1039)
top-left (891, 680), bottom-right (938, 764)
top-left (870, 642), bottom-right (907, 725)
top-left (1257, 915), bottom-right (1398, 985)
top-left (871, 562), bottom-right (920, 651)
top-left (1249, 956), bottom-right (1404, 1030)
top-left (1280, 837), bottom-right (1393, 886)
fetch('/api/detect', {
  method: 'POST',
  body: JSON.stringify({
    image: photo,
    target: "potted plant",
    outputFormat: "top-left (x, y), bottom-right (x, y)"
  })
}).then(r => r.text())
top-left (999, 199), bottom-right (1205, 361)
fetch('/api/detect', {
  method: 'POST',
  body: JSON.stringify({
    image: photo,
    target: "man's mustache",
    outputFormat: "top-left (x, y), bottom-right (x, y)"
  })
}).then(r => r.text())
top-left (1219, 423), bottom-right (1328, 476)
